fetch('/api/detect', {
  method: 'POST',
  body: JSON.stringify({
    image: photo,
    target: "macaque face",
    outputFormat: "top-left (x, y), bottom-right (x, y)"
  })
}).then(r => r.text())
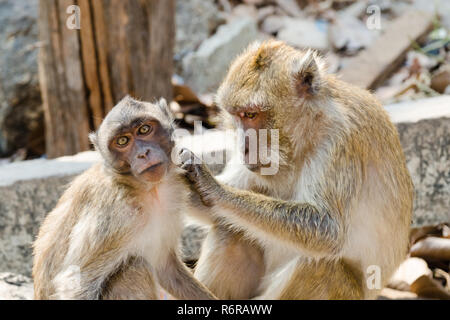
top-left (230, 107), bottom-right (273, 171)
top-left (108, 118), bottom-right (173, 183)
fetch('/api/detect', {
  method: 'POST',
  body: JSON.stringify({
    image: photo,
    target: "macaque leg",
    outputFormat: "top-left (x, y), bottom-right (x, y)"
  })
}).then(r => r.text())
top-left (155, 251), bottom-right (217, 300)
top-left (277, 258), bottom-right (364, 300)
top-left (102, 258), bottom-right (158, 300)
top-left (194, 227), bottom-right (265, 299)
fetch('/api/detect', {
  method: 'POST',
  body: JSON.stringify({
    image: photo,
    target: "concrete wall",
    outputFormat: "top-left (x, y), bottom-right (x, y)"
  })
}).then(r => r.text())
top-left (386, 96), bottom-right (450, 225)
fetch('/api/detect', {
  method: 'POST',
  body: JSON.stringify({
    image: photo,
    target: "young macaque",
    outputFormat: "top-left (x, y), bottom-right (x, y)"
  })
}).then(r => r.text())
top-left (32, 96), bottom-right (216, 300)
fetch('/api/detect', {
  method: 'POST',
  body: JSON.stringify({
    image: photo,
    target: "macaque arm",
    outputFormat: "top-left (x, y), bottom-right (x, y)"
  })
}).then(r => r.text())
top-left (155, 251), bottom-right (217, 300)
top-left (191, 164), bottom-right (344, 255)
top-left (218, 186), bottom-right (344, 255)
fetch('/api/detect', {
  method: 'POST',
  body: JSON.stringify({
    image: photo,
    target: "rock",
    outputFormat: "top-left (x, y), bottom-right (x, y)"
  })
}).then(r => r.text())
top-left (227, 4), bottom-right (258, 23)
top-left (276, 18), bottom-right (329, 51)
top-left (275, 0), bottom-right (304, 18)
top-left (0, 0), bottom-right (43, 157)
top-left (174, 0), bottom-right (224, 63)
top-left (368, 0), bottom-right (392, 12)
top-left (182, 18), bottom-right (259, 95)
top-left (329, 14), bottom-right (376, 54)
top-left (0, 273), bottom-right (33, 300)
top-left (181, 224), bottom-right (209, 264)
top-left (261, 15), bottom-right (289, 34)
top-left (257, 6), bottom-right (277, 23)
top-left (408, 0), bottom-right (450, 30)
top-left (338, 10), bottom-right (433, 90)
top-left (406, 51), bottom-right (438, 71)
top-left (341, 0), bottom-right (369, 19)
top-left (323, 52), bottom-right (341, 74)
top-left (243, 0), bottom-right (268, 5)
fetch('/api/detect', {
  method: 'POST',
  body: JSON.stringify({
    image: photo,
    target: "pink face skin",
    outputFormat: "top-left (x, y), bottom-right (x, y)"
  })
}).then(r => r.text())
top-left (109, 120), bottom-right (172, 184)
top-left (232, 108), bottom-right (271, 171)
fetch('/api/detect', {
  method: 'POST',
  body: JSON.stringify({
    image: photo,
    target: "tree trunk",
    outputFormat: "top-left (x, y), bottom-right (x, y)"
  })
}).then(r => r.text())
top-left (38, 0), bottom-right (174, 158)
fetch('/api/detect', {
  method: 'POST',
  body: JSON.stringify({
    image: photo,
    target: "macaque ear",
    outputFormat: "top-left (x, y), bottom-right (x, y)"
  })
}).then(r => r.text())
top-left (158, 98), bottom-right (175, 129)
top-left (158, 98), bottom-right (172, 118)
top-left (159, 97), bottom-right (168, 108)
top-left (292, 50), bottom-right (322, 98)
top-left (89, 132), bottom-right (99, 149)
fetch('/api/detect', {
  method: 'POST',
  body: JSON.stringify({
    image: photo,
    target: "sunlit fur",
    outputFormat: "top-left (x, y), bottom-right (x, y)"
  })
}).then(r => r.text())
top-left (33, 97), bottom-right (215, 300)
top-left (194, 40), bottom-right (413, 299)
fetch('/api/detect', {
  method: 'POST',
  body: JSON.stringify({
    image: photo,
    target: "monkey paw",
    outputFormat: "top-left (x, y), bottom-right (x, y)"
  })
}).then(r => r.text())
top-left (178, 148), bottom-right (221, 207)
top-left (178, 148), bottom-right (200, 169)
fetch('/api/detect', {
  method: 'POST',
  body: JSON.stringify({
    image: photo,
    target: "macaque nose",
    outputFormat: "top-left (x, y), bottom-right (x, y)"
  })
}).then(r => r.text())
top-left (137, 149), bottom-right (150, 159)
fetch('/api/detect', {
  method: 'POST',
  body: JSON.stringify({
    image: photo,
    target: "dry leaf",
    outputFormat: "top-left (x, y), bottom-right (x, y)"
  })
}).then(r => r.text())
top-left (388, 257), bottom-right (431, 289)
top-left (410, 275), bottom-right (450, 300)
top-left (434, 269), bottom-right (450, 290)
top-left (378, 288), bottom-right (419, 300)
top-left (410, 237), bottom-right (450, 261)
top-left (173, 83), bottom-right (200, 104)
top-left (410, 225), bottom-right (442, 245)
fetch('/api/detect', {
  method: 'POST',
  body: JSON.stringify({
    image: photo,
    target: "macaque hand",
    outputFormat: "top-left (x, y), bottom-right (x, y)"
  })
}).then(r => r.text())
top-left (178, 148), bottom-right (223, 207)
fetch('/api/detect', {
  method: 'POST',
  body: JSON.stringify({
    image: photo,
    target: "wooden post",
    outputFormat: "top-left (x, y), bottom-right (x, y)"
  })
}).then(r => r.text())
top-left (38, 0), bottom-right (174, 158)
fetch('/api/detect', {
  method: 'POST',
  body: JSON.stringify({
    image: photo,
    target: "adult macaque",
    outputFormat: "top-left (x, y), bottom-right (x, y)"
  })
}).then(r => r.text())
top-left (180, 40), bottom-right (413, 299)
top-left (33, 96), bottom-right (216, 300)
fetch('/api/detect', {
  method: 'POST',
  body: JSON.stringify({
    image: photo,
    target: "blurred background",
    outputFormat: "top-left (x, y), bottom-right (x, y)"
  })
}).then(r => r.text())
top-left (0, 0), bottom-right (449, 300)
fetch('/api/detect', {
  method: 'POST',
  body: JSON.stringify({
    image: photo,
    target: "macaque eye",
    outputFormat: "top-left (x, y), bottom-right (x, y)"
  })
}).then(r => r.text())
top-left (138, 124), bottom-right (152, 135)
top-left (244, 112), bottom-right (258, 119)
top-left (116, 136), bottom-right (129, 146)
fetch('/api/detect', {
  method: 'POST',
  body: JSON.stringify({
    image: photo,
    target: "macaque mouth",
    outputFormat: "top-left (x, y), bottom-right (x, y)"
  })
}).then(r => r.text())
top-left (140, 162), bottom-right (163, 174)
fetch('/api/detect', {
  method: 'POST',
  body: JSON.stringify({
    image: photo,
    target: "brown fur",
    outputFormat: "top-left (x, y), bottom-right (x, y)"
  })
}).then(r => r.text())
top-left (195, 227), bottom-right (264, 299)
top-left (102, 258), bottom-right (158, 300)
top-left (278, 259), bottom-right (363, 299)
